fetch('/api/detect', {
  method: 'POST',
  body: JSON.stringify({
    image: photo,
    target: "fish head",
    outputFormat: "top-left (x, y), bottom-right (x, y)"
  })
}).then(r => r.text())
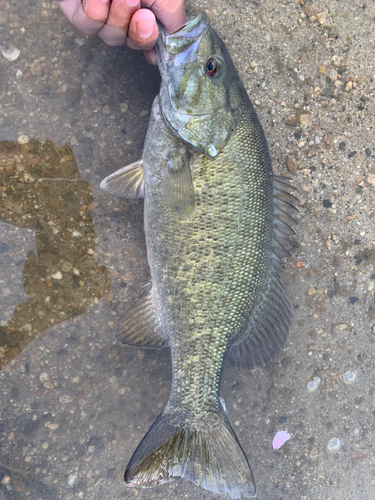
top-left (156, 12), bottom-right (239, 158)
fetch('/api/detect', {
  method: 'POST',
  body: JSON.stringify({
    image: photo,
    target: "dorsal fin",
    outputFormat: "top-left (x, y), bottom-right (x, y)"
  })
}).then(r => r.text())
top-left (227, 176), bottom-right (297, 369)
top-left (272, 176), bottom-right (298, 268)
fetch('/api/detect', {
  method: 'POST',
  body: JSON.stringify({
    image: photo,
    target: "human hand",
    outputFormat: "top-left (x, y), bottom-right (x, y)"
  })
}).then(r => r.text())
top-left (57, 0), bottom-right (185, 64)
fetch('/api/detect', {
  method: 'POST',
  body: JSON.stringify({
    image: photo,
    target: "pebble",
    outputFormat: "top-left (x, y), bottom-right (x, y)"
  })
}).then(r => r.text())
top-left (286, 156), bottom-right (297, 175)
top-left (321, 87), bottom-right (335, 97)
top-left (59, 395), bottom-right (73, 404)
top-left (307, 287), bottom-right (316, 296)
top-left (39, 372), bottom-right (49, 382)
top-left (75, 38), bottom-right (86, 47)
top-left (299, 114), bottom-right (310, 127)
top-left (329, 26), bottom-right (340, 38)
top-left (329, 69), bottom-right (337, 82)
top-left (366, 175), bottom-right (375, 186)
top-left (51, 271), bottom-right (63, 280)
top-left (348, 151), bottom-right (357, 159)
top-left (318, 65), bottom-right (326, 73)
top-left (30, 60), bottom-right (43, 76)
top-left (365, 148), bottom-right (372, 156)
top-left (316, 12), bottom-right (326, 24)
top-left (120, 103), bottom-right (128, 113)
top-left (68, 474), bottom-right (77, 487)
top-left (61, 261), bottom-right (73, 272)
top-left (1, 45), bottom-right (20, 61)
top-left (46, 423), bottom-right (59, 430)
top-left (334, 324), bottom-right (348, 331)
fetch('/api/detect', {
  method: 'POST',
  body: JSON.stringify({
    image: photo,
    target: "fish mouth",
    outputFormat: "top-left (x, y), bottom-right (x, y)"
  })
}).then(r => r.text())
top-left (156, 12), bottom-right (208, 63)
top-left (156, 12), bottom-right (210, 134)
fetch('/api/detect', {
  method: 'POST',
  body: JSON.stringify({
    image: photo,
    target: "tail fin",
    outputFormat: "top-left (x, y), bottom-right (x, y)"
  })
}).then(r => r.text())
top-left (124, 410), bottom-right (256, 499)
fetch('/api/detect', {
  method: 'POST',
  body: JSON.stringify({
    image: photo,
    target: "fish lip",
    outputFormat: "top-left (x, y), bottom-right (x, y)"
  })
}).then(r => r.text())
top-left (156, 12), bottom-right (209, 61)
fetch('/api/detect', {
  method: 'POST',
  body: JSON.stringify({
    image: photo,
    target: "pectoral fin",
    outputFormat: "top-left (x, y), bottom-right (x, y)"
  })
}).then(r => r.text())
top-left (100, 159), bottom-right (144, 198)
top-left (161, 151), bottom-right (195, 217)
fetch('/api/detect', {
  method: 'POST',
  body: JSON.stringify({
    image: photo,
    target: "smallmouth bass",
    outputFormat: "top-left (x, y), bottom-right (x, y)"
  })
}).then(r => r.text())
top-left (101, 12), bottom-right (297, 499)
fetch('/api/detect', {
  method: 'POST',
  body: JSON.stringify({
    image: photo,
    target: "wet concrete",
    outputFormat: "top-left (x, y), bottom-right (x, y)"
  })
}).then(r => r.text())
top-left (0, 1), bottom-right (374, 499)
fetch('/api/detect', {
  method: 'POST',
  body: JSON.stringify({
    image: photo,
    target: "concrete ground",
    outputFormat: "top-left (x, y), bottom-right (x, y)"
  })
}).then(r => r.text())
top-left (0, 0), bottom-right (374, 499)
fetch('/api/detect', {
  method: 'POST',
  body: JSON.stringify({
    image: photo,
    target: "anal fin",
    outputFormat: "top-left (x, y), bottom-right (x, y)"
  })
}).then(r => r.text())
top-left (116, 287), bottom-right (168, 349)
top-left (100, 159), bottom-right (144, 198)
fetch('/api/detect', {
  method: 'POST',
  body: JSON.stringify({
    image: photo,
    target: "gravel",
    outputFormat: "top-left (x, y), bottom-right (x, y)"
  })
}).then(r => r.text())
top-left (1, 1), bottom-right (375, 500)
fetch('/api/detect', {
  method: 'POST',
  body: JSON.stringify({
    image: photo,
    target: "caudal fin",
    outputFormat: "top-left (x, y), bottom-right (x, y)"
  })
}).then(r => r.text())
top-left (124, 410), bottom-right (256, 499)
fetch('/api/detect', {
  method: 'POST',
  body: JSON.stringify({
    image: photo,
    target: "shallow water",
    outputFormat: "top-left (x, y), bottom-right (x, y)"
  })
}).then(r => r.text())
top-left (1, 1), bottom-right (375, 499)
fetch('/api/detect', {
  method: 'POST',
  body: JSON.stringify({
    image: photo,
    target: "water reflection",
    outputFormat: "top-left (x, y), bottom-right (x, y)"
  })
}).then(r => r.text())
top-left (0, 139), bottom-right (109, 368)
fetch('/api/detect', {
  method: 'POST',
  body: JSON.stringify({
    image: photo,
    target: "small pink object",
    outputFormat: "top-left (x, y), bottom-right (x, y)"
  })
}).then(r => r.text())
top-left (272, 430), bottom-right (291, 449)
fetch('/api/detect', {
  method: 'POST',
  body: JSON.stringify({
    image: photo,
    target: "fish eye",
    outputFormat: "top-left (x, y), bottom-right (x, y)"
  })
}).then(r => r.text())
top-left (206, 57), bottom-right (220, 78)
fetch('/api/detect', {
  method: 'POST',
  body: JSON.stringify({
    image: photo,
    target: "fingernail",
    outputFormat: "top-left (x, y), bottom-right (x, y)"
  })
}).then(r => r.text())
top-left (124, 0), bottom-right (138, 6)
top-left (138, 21), bottom-right (154, 39)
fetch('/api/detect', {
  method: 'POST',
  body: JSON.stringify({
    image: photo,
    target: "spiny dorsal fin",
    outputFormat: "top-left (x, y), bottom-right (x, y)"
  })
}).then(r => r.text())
top-left (272, 176), bottom-right (298, 268)
top-left (100, 159), bottom-right (144, 198)
top-left (227, 177), bottom-right (296, 369)
top-left (161, 151), bottom-right (195, 217)
top-left (116, 287), bottom-right (169, 349)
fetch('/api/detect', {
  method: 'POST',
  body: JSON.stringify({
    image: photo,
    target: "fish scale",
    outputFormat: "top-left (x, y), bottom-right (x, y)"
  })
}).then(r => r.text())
top-left (100, 11), bottom-right (297, 499)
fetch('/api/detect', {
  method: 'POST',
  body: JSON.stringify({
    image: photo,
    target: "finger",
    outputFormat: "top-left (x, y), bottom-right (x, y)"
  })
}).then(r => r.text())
top-left (142, 0), bottom-right (186, 33)
top-left (144, 48), bottom-right (157, 65)
top-left (57, 0), bottom-right (108, 35)
top-left (83, 0), bottom-right (111, 24)
top-left (106, 0), bottom-right (139, 29)
top-left (97, 0), bottom-right (140, 46)
top-left (127, 9), bottom-right (158, 51)
top-left (96, 23), bottom-right (128, 46)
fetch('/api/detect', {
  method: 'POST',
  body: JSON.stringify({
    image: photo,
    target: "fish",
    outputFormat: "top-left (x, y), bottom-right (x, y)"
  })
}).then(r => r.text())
top-left (100, 11), bottom-right (297, 499)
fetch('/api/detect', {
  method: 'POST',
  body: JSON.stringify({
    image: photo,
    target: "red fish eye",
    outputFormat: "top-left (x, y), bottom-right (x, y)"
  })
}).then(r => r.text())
top-left (206, 58), bottom-right (219, 77)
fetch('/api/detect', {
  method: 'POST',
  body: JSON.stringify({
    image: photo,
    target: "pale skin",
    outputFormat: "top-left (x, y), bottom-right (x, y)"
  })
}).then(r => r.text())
top-left (57, 0), bottom-right (186, 64)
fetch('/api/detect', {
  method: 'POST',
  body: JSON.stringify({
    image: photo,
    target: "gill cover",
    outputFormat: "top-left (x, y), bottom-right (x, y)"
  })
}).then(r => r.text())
top-left (156, 12), bottom-right (237, 158)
